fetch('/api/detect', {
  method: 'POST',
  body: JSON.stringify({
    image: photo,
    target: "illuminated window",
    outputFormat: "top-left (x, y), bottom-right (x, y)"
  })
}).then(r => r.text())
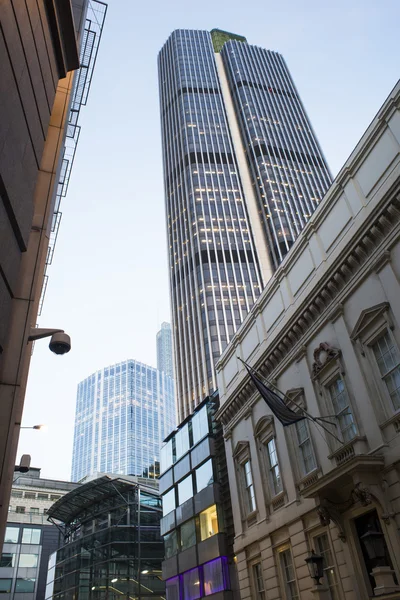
top-left (199, 505), bottom-right (219, 540)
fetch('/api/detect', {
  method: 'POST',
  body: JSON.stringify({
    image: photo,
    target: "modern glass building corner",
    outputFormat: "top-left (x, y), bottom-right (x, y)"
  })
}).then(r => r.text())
top-left (45, 475), bottom-right (165, 600)
top-left (159, 393), bottom-right (238, 599)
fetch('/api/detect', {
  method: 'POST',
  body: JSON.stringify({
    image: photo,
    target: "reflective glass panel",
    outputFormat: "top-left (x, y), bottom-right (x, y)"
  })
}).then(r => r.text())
top-left (15, 579), bottom-right (36, 593)
top-left (164, 531), bottom-right (178, 559)
top-left (192, 406), bottom-right (209, 445)
top-left (162, 489), bottom-right (176, 517)
top-left (0, 580), bottom-right (12, 593)
top-left (180, 519), bottom-right (196, 551)
top-left (0, 554), bottom-right (15, 568)
top-left (183, 567), bottom-right (201, 600)
top-left (22, 529), bottom-right (40, 544)
top-left (161, 440), bottom-right (173, 473)
top-left (196, 459), bottom-right (213, 493)
top-left (203, 558), bottom-right (226, 596)
top-left (178, 475), bottom-right (193, 506)
top-left (166, 576), bottom-right (180, 600)
top-left (4, 527), bottom-right (18, 543)
top-left (19, 554), bottom-right (38, 568)
top-left (199, 505), bottom-right (219, 541)
top-left (175, 424), bottom-right (190, 460)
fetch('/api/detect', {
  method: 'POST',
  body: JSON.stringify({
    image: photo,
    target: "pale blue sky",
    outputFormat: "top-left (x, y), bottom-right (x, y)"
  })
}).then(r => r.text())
top-left (19, 0), bottom-right (400, 480)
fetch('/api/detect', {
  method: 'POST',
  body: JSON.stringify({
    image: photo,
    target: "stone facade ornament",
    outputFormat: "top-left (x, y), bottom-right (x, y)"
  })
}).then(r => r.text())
top-left (312, 342), bottom-right (340, 378)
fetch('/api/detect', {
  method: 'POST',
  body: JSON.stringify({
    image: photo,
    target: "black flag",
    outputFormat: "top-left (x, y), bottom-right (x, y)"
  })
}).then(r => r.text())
top-left (243, 363), bottom-right (306, 427)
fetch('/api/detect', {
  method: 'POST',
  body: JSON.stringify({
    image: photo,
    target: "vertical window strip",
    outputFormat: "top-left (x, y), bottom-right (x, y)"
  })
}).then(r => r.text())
top-left (280, 549), bottom-right (299, 600)
top-left (373, 331), bottom-right (400, 410)
top-left (314, 533), bottom-right (340, 600)
top-left (328, 377), bottom-right (357, 443)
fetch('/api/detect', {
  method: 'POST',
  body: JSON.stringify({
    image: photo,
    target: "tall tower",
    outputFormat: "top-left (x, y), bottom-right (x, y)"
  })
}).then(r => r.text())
top-left (71, 360), bottom-right (176, 482)
top-left (158, 29), bottom-right (332, 421)
top-left (156, 322), bottom-right (174, 378)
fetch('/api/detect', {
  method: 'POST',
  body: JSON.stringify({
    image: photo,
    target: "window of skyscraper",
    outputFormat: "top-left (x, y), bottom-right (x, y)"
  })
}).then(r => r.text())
top-left (21, 528), bottom-right (41, 544)
top-left (192, 406), bottom-right (209, 445)
top-left (163, 489), bottom-right (176, 517)
top-left (178, 475), bottom-right (193, 506)
top-left (175, 424), bottom-right (190, 460)
top-left (4, 527), bottom-right (18, 543)
top-left (196, 459), bottom-right (214, 493)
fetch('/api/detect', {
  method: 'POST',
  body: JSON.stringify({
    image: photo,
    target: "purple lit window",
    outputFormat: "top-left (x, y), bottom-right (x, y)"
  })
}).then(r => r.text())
top-left (203, 557), bottom-right (229, 596)
top-left (183, 567), bottom-right (201, 600)
top-left (166, 576), bottom-right (180, 600)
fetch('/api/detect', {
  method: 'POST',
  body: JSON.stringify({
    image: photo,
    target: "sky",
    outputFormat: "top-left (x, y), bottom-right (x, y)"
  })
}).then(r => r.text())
top-left (18, 0), bottom-right (400, 480)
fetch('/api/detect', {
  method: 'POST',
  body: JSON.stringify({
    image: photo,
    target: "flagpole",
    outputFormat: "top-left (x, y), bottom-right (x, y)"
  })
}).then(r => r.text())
top-left (237, 357), bottom-right (344, 445)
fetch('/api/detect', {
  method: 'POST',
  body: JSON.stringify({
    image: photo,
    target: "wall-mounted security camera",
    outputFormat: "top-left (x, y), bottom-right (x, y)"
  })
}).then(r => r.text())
top-left (28, 328), bottom-right (71, 355)
top-left (49, 332), bottom-right (71, 355)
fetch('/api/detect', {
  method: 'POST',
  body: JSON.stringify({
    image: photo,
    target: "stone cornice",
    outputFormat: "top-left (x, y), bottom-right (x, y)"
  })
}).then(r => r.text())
top-left (216, 185), bottom-right (400, 427)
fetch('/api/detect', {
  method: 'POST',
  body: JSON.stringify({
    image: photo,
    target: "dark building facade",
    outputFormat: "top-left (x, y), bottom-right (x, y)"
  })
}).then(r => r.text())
top-left (0, 0), bottom-right (106, 546)
top-left (46, 475), bottom-right (165, 600)
top-left (158, 29), bottom-right (332, 420)
top-left (159, 394), bottom-right (238, 600)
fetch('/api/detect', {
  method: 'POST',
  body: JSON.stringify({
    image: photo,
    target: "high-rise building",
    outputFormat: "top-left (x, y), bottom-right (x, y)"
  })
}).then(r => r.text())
top-left (158, 29), bottom-right (332, 420)
top-left (157, 322), bottom-right (174, 378)
top-left (71, 360), bottom-right (176, 482)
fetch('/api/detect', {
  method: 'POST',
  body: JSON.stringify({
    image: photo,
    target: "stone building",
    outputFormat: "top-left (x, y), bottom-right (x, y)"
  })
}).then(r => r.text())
top-left (215, 81), bottom-right (400, 599)
top-left (1, 468), bottom-right (78, 600)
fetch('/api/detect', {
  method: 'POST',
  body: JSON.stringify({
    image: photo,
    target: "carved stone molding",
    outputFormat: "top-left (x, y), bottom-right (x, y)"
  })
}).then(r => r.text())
top-left (312, 342), bottom-right (341, 379)
top-left (317, 504), bottom-right (346, 542)
top-left (216, 192), bottom-right (400, 427)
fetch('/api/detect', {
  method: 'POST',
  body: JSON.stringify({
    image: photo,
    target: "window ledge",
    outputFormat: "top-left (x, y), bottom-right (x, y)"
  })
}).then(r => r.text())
top-left (379, 410), bottom-right (400, 432)
top-left (328, 436), bottom-right (368, 466)
top-left (271, 491), bottom-right (285, 511)
top-left (244, 510), bottom-right (258, 527)
top-left (297, 468), bottom-right (321, 493)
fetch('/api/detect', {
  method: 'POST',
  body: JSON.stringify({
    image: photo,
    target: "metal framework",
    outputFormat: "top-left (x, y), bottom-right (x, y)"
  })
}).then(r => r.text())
top-left (38, 1), bottom-right (107, 315)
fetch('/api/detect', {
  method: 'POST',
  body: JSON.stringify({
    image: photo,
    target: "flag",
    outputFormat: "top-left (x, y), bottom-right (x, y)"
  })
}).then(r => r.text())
top-left (243, 362), bottom-right (306, 427)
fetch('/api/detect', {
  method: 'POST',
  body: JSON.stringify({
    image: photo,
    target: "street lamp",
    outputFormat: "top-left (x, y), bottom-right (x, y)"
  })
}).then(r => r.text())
top-left (20, 424), bottom-right (47, 430)
top-left (305, 550), bottom-right (324, 585)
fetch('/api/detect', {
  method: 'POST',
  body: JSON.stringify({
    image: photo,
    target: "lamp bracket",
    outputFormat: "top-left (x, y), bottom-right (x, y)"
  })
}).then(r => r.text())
top-left (28, 328), bottom-right (64, 342)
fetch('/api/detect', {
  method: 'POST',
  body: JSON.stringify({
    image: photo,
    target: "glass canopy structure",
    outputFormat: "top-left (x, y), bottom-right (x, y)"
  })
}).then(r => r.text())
top-left (46, 475), bottom-right (164, 600)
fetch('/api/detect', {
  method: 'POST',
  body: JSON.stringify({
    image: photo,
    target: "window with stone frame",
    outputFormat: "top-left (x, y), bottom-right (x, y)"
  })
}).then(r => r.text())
top-left (350, 303), bottom-right (400, 419)
top-left (278, 546), bottom-right (299, 600)
top-left (312, 531), bottom-right (341, 600)
top-left (233, 442), bottom-right (257, 520)
top-left (251, 561), bottom-right (266, 600)
top-left (255, 417), bottom-right (285, 504)
top-left (312, 343), bottom-right (359, 448)
top-left (284, 389), bottom-right (318, 481)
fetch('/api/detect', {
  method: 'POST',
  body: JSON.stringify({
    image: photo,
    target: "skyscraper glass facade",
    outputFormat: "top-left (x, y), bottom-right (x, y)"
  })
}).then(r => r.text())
top-left (220, 41), bottom-right (332, 268)
top-left (157, 322), bottom-right (174, 379)
top-left (158, 29), bottom-right (332, 420)
top-left (71, 360), bottom-right (176, 482)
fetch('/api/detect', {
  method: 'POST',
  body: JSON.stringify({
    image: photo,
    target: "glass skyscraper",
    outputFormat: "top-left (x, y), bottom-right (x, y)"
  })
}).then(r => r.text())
top-left (157, 322), bottom-right (174, 379)
top-left (71, 360), bottom-right (176, 482)
top-left (158, 29), bottom-right (332, 420)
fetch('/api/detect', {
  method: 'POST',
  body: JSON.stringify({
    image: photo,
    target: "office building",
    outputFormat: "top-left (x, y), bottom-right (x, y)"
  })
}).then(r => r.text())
top-left (157, 322), bottom-right (174, 379)
top-left (0, 0), bottom-right (106, 546)
top-left (45, 474), bottom-right (164, 600)
top-left (71, 360), bottom-right (176, 482)
top-left (0, 468), bottom-right (78, 600)
top-left (216, 82), bottom-right (400, 599)
top-left (158, 29), bottom-right (332, 420)
top-left (159, 394), bottom-right (238, 599)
